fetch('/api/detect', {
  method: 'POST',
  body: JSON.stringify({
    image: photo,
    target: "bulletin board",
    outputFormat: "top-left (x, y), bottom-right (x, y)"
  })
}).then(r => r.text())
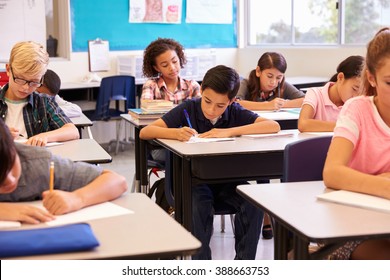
top-left (70, 0), bottom-right (237, 52)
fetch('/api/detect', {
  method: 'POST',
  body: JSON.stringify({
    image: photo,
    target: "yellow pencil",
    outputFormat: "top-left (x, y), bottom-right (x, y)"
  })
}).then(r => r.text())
top-left (49, 161), bottom-right (54, 192)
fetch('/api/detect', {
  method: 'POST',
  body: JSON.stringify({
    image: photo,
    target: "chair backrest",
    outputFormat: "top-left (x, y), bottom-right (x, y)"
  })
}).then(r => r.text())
top-left (282, 136), bottom-right (332, 182)
top-left (94, 75), bottom-right (136, 120)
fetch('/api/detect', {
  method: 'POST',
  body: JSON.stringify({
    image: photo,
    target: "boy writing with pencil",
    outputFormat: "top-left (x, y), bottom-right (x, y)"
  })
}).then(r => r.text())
top-left (0, 118), bottom-right (127, 224)
top-left (140, 65), bottom-right (280, 259)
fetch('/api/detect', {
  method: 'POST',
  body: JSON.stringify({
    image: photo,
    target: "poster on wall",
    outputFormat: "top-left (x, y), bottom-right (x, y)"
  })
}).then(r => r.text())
top-left (186, 0), bottom-right (233, 24)
top-left (129, 0), bottom-right (182, 24)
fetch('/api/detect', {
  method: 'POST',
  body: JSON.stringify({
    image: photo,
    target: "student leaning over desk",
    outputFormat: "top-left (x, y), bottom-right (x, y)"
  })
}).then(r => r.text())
top-left (0, 118), bottom-right (127, 224)
top-left (37, 69), bottom-right (82, 118)
top-left (140, 65), bottom-right (280, 260)
top-left (323, 27), bottom-right (390, 260)
top-left (141, 38), bottom-right (201, 104)
top-left (298, 55), bottom-right (364, 132)
top-left (0, 41), bottom-right (79, 147)
top-left (236, 52), bottom-right (305, 111)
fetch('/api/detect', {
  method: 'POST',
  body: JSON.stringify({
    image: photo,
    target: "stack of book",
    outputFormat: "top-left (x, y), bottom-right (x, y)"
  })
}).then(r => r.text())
top-left (140, 99), bottom-right (174, 112)
top-left (128, 100), bottom-right (174, 120)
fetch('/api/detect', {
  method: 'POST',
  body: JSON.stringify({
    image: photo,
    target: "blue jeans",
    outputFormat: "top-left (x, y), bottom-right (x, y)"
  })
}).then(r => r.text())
top-left (191, 182), bottom-right (263, 260)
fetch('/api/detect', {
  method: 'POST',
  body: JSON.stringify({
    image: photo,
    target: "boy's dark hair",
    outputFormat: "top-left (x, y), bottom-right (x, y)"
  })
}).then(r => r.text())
top-left (142, 38), bottom-right (187, 78)
top-left (329, 55), bottom-right (364, 82)
top-left (0, 119), bottom-right (17, 185)
top-left (201, 65), bottom-right (240, 100)
top-left (42, 69), bottom-right (61, 94)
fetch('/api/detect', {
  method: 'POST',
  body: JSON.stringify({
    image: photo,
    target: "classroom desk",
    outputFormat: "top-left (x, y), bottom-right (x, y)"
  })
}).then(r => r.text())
top-left (70, 113), bottom-right (93, 138)
top-left (60, 81), bottom-right (101, 101)
top-left (4, 193), bottom-right (201, 260)
top-left (155, 130), bottom-right (329, 231)
top-left (48, 138), bottom-right (112, 164)
top-left (255, 108), bottom-right (300, 130)
top-left (121, 113), bottom-right (156, 192)
top-left (287, 76), bottom-right (328, 90)
top-left (237, 181), bottom-right (390, 260)
top-left (121, 109), bottom-right (302, 193)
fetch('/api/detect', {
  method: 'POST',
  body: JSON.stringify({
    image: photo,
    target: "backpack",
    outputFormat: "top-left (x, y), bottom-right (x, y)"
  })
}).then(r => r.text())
top-left (147, 178), bottom-right (174, 216)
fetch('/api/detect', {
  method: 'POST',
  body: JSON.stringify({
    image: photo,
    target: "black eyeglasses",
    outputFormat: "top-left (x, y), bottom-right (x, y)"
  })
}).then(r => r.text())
top-left (10, 67), bottom-right (43, 88)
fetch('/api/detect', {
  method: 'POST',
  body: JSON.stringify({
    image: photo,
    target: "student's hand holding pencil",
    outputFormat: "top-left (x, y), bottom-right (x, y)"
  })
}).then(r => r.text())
top-left (176, 127), bottom-right (198, 142)
top-left (270, 98), bottom-right (286, 111)
top-left (42, 190), bottom-right (83, 215)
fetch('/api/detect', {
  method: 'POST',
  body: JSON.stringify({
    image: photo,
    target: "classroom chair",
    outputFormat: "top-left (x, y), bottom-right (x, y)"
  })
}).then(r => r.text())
top-left (84, 75), bottom-right (136, 154)
top-left (282, 135), bottom-right (341, 259)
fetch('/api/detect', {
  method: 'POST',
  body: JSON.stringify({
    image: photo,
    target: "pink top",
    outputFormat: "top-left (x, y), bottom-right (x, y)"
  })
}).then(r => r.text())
top-left (334, 96), bottom-right (390, 174)
top-left (303, 82), bottom-right (341, 121)
top-left (141, 76), bottom-right (201, 105)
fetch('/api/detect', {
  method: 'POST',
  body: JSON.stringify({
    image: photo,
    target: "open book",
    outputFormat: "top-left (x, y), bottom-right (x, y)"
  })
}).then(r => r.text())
top-left (317, 190), bottom-right (390, 214)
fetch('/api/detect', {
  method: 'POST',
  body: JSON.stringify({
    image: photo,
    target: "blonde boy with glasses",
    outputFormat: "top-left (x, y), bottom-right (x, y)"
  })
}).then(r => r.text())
top-left (0, 41), bottom-right (79, 146)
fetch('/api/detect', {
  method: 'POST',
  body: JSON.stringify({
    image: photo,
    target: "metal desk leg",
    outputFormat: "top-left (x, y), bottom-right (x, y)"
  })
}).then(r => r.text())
top-left (181, 157), bottom-right (192, 231)
top-left (139, 136), bottom-right (148, 194)
top-left (133, 127), bottom-right (141, 192)
top-left (173, 153), bottom-right (183, 225)
top-left (293, 235), bottom-right (309, 260)
top-left (274, 221), bottom-right (289, 260)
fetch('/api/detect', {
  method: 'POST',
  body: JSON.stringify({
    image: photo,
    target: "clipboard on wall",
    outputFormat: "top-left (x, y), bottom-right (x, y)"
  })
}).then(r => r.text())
top-left (88, 38), bottom-right (110, 72)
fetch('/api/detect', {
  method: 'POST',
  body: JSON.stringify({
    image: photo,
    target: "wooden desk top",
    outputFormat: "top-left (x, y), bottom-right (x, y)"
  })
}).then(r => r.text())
top-left (5, 193), bottom-right (201, 259)
top-left (48, 138), bottom-right (112, 164)
top-left (237, 182), bottom-right (390, 242)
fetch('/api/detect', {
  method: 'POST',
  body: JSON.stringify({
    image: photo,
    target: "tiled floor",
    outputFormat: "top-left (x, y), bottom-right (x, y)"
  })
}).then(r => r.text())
top-left (99, 142), bottom-right (274, 260)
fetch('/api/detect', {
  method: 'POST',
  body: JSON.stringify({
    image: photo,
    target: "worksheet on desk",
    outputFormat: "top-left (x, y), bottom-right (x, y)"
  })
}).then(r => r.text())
top-left (8, 201), bottom-right (133, 227)
top-left (186, 136), bottom-right (235, 143)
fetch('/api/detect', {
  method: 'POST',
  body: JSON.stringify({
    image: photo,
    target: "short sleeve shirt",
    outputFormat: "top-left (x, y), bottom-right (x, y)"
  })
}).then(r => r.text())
top-left (0, 144), bottom-right (102, 202)
top-left (162, 98), bottom-right (259, 133)
top-left (303, 82), bottom-right (341, 121)
top-left (236, 79), bottom-right (304, 101)
top-left (334, 96), bottom-right (390, 175)
top-left (141, 76), bottom-right (201, 105)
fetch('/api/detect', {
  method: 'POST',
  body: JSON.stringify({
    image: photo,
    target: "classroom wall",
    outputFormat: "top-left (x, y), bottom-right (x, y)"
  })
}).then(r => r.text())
top-left (237, 46), bottom-right (366, 80)
top-left (48, 46), bottom-right (366, 84)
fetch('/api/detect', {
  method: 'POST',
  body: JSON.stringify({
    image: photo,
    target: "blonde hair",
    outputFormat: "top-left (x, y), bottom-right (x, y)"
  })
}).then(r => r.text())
top-left (9, 41), bottom-right (49, 78)
top-left (361, 27), bottom-right (390, 96)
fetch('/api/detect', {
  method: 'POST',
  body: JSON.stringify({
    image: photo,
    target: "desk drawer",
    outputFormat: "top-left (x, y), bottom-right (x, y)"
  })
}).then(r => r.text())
top-left (191, 152), bottom-right (284, 181)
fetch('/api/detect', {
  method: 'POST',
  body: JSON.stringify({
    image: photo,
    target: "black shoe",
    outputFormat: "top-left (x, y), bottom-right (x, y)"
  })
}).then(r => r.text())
top-left (262, 224), bottom-right (273, 239)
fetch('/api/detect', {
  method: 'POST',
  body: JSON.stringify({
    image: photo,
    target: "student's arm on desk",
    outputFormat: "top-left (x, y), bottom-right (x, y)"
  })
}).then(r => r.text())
top-left (298, 104), bottom-right (336, 132)
top-left (282, 97), bottom-right (304, 108)
top-left (26, 123), bottom-right (80, 147)
top-left (198, 117), bottom-right (280, 138)
top-left (42, 169), bottom-right (127, 215)
top-left (323, 137), bottom-right (390, 200)
top-left (0, 202), bottom-right (55, 224)
top-left (237, 99), bottom-right (286, 111)
top-left (140, 118), bottom-right (197, 142)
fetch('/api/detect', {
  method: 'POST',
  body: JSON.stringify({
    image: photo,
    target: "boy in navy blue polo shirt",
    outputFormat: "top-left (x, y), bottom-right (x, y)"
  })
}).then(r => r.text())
top-left (140, 65), bottom-right (280, 259)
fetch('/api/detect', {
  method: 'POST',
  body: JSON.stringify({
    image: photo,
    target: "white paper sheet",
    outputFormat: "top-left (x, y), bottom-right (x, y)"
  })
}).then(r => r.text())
top-left (186, 136), bottom-right (235, 143)
top-left (317, 190), bottom-right (390, 214)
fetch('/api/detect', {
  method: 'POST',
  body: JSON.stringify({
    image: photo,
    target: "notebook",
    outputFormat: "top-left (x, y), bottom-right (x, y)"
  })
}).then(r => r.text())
top-left (317, 190), bottom-right (390, 214)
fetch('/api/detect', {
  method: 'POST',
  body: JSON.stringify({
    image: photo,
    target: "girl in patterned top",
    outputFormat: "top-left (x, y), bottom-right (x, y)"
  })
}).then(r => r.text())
top-left (141, 38), bottom-right (201, 105)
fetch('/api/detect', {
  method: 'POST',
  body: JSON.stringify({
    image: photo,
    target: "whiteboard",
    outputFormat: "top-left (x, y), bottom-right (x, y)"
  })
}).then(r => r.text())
top-left (0, 0), bottom-right (46, 61)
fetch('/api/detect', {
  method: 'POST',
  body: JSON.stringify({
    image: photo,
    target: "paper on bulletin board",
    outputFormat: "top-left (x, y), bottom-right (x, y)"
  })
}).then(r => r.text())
top-left (186, 0), bottom-right (233, 24)
top-left (129, 0), bottom-right (182, 24)
top-left (88, 39), bottom-right (110, 72)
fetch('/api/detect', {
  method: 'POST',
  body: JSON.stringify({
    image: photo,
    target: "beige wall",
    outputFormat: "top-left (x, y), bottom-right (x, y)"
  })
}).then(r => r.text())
top-left (48, 46), bottom-right (366, 83)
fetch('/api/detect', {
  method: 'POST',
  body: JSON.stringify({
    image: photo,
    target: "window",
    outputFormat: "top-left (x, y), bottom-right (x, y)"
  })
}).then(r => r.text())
top-left (247, 0), bottom-right (390, 46)
top-left (45, 0), bottom-right (70, 59)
